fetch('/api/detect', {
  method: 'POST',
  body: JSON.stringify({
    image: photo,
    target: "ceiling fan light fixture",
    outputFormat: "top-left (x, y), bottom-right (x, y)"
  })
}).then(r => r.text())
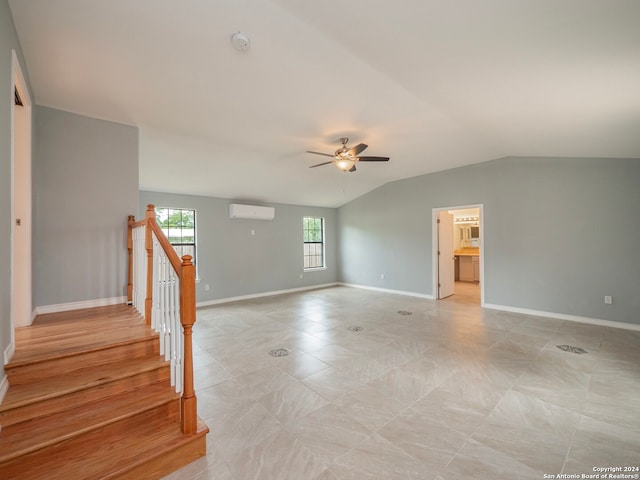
top-left (335, 157), bottom-right (356, 172)
top-left (307, 137), bottom-right (389, 172)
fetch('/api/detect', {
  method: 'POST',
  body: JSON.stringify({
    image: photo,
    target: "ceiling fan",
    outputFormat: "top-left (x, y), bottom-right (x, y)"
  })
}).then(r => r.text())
top-left (307, 137), bottom-right (390, 173)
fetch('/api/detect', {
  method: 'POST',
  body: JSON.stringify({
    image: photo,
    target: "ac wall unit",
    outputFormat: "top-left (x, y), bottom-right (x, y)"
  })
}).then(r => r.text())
top-left (229, 203), bottom-right (275, 220)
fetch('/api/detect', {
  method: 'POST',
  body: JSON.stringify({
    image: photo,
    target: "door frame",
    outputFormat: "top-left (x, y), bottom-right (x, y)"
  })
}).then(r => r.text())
top-left (8, 50), bottom-right (33, 363)
top-left (432, 204), bottom-right (485, 305)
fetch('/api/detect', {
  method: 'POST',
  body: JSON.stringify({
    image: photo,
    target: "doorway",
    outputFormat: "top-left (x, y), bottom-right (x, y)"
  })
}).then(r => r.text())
top-left (10, 49), bottom-right (33, 348)
top-left (433, 205), bottom-right (483, 305)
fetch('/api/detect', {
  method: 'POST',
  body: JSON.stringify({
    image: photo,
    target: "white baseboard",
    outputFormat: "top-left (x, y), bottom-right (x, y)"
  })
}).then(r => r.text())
top-left (340, 284), bottom-right (639, 331)
top-left (339, 282), bottom-right (434, 300)
top-left (4, 340), bottom-right (15, 365)
top-left (483, 303), bottom-right (640, 331)
top-left (197, 282), bottom-right (638, 332)
top-left (35, 296), bottom-right (128, 316)
top-left (196, 283), bottom-right (339, 308)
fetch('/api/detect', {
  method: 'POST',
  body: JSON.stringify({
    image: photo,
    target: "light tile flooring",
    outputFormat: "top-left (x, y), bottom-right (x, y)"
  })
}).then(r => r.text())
top-left (163, 286), bottom-right (640, 480)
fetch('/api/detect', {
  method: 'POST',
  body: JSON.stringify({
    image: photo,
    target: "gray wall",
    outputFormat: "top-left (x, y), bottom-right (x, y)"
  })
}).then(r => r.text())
top-left (338, 156), bottom-right (640, 326)
top-left (1, 0), bottom-right (33, 376)
top-left (34, 106), bottom-right (138, 307)
top-left (139, 191), bottom-right (338, 303)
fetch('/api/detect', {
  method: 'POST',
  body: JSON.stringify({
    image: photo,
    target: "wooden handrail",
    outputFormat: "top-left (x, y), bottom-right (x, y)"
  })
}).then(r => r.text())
top-left (127, 204), bottom-right (198, 435)
top-left (129, 218), bottom-right (146, 229)
top-left (148, 221), bottom-right (183, 274)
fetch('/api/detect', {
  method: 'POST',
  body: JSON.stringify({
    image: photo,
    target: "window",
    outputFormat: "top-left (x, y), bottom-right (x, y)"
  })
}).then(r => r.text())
top-left (303, 217), bottom-right (325, 269)
top-left (156, 207), bottom-right (196, 264)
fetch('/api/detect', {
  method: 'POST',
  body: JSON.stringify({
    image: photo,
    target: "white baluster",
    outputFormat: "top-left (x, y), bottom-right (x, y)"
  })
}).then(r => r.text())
top-left (163, 253), bottom-right (171, 364)
top-left (168, 269), bottom-right (176, 389)
top-left (173, 275), bottom-right (183, 393)
top-left (132, 230), bottom-right (186, 394)
top-left (176, 289), bottom-right (184, 393)
top-left (152, 237), bottom-right (159, 334)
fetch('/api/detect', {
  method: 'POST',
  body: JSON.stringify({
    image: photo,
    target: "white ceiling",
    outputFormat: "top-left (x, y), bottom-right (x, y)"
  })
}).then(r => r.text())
top-left (9, 0), bottom-right (640, 207)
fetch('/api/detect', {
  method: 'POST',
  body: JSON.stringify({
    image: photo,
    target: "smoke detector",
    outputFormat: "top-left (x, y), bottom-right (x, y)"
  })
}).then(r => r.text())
top-left (231, 32), bottom-right (250, 52)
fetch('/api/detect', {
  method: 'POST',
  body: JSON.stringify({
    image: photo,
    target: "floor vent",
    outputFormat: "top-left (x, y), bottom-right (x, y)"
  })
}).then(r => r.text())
top-left (268, 348), bottom-right (290, 357)
top-left (347, 326), bottom-right (364, 332)
top-left (397, 310), bottom-right (413, 316)
top-left (556, 345), bottom-right (588, 354)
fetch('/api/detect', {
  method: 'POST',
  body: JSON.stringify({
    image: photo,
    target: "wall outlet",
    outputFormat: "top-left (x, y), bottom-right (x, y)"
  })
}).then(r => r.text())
top-left (299, 274), bottom-right (303, 279)
top-left (604, 295), bottom-right (612, 304)
top-left (205, 284), bottom-right (210, 291)
top-left (380, 273), bottom-right (385, 280)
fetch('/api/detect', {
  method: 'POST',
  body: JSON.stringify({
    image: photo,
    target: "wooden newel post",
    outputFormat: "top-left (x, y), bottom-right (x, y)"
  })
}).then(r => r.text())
top-left (127, 215), bottom-right (135, 304)
top-left (144, 204), bottom-right (155, 325)
top-left (180, 254), bottom-right (198, 434)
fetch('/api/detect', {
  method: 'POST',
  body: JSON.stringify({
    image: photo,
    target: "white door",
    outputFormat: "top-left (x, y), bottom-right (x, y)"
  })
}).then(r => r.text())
top-left (12, 51), bottom-right (33, 330)
top-left (437, 211), bottom-right (455, 299)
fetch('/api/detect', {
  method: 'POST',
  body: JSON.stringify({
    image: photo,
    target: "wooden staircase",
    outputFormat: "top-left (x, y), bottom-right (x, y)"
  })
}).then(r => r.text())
top-left (0, 304), bottom-right (208, 480)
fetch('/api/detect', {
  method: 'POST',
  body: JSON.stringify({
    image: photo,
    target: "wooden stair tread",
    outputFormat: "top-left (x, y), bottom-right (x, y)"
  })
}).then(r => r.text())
top-left (0, 383), bottom-right (180, 463)
top-left (11, 306), bottom-right (153, 366)
top-left (9, 327), bottom-right (158, 367)
top-left (25, 304), bottom-right (141, 326)
top-left (16, 314), bottom-right (145, 340)
top-left (0, 416), bottom-right (208, 480)
top-left (16, 311), bottom-right (143, 335)
top-left (0, 355), bottom-right (169, 412)
top-left (15, 308), bottom-right (144, 341)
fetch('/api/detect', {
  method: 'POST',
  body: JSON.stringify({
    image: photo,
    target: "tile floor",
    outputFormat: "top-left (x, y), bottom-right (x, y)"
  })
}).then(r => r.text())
top-left (162, 286), bottom-right (640, 480)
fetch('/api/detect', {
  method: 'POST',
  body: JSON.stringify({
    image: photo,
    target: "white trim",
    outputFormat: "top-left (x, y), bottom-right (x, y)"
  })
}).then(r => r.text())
top-left (0, 374), bottom-right (9, 413)
top-left (196, 283), bottom-right (339, 308)
top-left (35, 296), bottom-right (128, 315)
top-left (339, 282), bottom-right (434, 300)
top-left (483, 303), bottom-right (640, 332)
top-left (4, 340), bottom-right (15, 365)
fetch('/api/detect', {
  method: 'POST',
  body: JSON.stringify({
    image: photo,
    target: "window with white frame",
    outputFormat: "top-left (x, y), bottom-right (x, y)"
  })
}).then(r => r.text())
top-left (303, 217), bottom-right (325, 269)
top-left (156, 207), bottom-right (196, 264)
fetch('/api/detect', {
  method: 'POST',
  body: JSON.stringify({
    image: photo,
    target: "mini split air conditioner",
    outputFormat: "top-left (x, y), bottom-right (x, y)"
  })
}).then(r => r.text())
top-left (229, 203), bottom-right (275, 220)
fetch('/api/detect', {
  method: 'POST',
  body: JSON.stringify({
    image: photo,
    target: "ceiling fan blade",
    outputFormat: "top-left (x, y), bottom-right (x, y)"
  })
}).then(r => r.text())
top-left (356, 156), bottom-right (390, 162)
top-left (306, 150), bottom-right (335, 158)
top-left (309, 161), bottom-right (334, 168)
top-left (348, 143), bottom-right (368, 156)
top-left (348, 165), bottom-right (357, 172)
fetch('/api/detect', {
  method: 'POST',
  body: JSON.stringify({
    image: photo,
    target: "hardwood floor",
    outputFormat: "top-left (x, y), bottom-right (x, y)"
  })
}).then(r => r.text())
top-left (0, 304), bottom-right (208, 480)
top-left (442, 281), bottom-right (481, 305)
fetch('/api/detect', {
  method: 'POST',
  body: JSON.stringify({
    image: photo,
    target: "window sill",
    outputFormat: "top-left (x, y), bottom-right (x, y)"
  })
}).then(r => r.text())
top-left (303, 267), bottom-right (327, 272)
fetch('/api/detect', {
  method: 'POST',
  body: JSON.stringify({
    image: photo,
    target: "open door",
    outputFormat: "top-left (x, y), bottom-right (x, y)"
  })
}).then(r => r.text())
top-left (437, 211), bottom-right (455, 298)
top-left (11, 50), bottom-right (33, 334)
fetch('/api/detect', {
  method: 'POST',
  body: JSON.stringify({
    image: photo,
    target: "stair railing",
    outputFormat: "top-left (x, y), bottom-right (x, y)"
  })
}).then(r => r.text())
top-left (127, 204), bottom-right (198, 434)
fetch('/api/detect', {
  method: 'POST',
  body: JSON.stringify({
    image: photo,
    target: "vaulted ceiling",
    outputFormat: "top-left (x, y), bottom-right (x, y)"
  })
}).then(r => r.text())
top-left (9, 0), bottom-right (640, 207)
